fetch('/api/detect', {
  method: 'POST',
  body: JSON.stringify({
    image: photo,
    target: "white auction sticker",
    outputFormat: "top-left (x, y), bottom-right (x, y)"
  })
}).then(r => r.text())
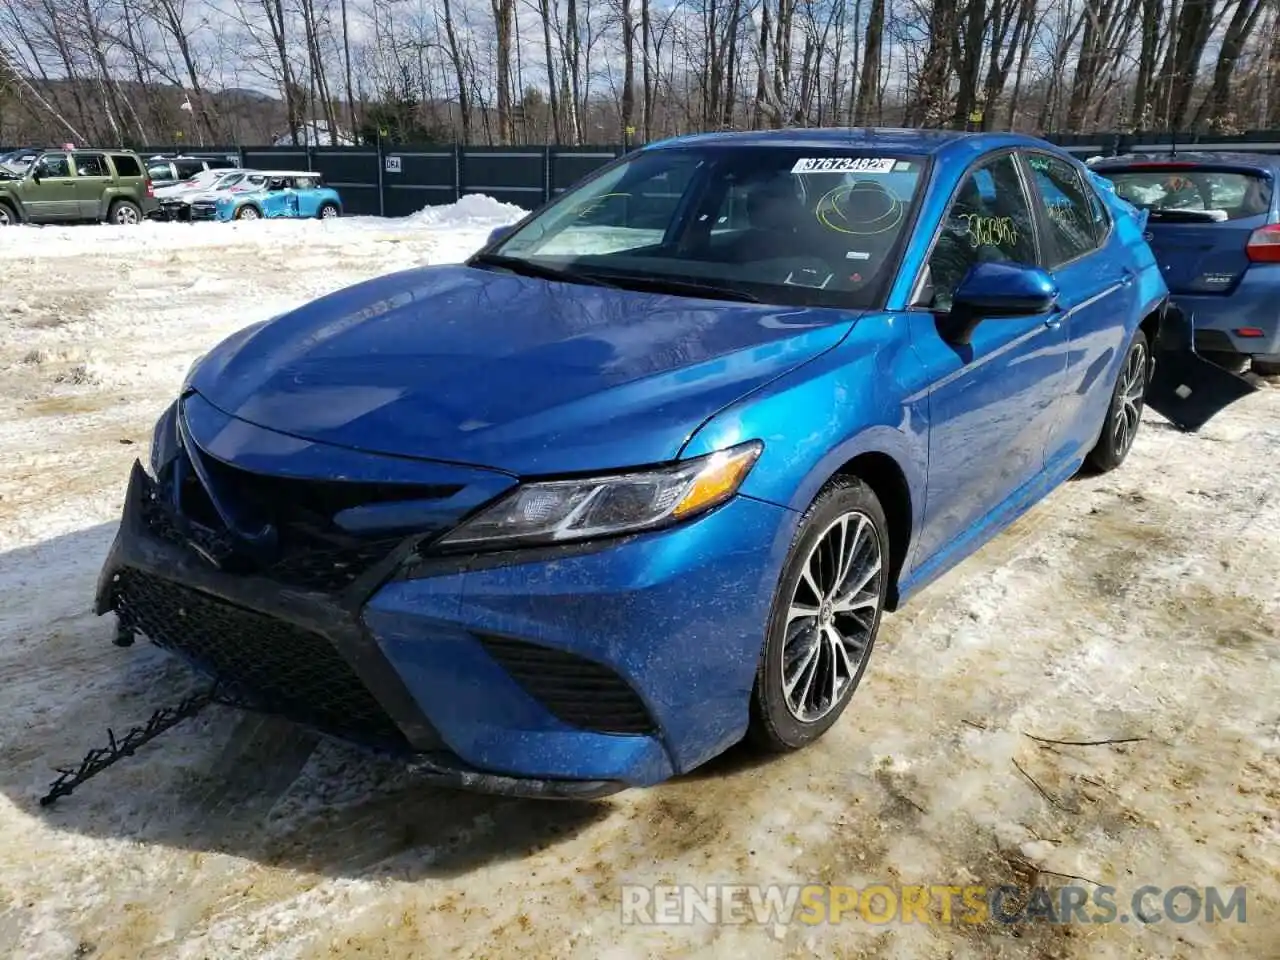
top-left (791, 157), bottom-right (897, 174)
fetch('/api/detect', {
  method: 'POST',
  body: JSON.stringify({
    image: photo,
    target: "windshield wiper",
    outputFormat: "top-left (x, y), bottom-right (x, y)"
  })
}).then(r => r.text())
top-left (583, 273), bottom-right (761, 303)
top-left (469, 252), bottom-right (614, 287)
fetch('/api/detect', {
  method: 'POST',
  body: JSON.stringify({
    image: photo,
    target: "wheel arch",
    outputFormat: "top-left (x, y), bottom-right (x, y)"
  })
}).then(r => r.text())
top-left (788, 428), bottom-right (923, 612)
top-left (826, 451), bottom-right (914, 611)
top-left (0, 194), bottom-right (25, 222)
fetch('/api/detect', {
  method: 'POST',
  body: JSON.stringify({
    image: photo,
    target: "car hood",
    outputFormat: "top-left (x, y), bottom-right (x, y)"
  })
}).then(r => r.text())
top-left (190, 264), bottom-right (859, 475)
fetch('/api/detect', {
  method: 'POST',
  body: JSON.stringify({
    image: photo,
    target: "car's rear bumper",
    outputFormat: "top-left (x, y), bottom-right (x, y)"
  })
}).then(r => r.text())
top-left (97, 460), bottom-right (792, 793)
top-left (1176, 267), bottom-right (1280, 357)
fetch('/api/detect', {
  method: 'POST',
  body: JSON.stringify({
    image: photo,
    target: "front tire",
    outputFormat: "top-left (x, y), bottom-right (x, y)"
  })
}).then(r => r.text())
top-left (235, 205), bottom-right (260, 221)
top-left (1087, 328), bottom-right (1149, 473)
top-left (0, 201), bottom-right (15, 226)
top-left (749, 478), bottom-right (889, 752)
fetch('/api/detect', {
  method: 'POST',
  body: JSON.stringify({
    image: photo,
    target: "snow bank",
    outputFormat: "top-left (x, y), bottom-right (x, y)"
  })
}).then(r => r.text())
top-left (408, 193), bottom-right (527, 228)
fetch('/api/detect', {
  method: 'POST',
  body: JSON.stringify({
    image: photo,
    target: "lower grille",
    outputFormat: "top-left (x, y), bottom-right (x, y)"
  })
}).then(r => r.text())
top-left (112, 568), bottom-right (408, 750)
top-left (478, 635), bottom-right (656, 735)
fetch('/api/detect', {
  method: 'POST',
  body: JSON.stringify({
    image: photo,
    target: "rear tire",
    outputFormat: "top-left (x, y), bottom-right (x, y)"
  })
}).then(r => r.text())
top-left (1087, 328), bottom-right (1149, 473)
top-left (748, 478), bottom-right (889, 752)
top-left (317, 202), bottom-right (340, 220)
top-left (108, 200), bottom-right (142, 225)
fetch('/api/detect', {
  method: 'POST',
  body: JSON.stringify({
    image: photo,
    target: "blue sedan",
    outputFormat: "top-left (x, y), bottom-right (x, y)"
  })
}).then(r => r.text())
top-left (97, 129), bottom-right (1170, 798)
top-left (1091, 152), bottom-right (1280, 376)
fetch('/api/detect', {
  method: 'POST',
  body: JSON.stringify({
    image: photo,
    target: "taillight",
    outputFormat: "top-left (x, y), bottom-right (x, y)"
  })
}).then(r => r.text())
top-left (1245, 223), bottom-right (1280, 262)
top-left (145, 180), bottom-right (155, 198)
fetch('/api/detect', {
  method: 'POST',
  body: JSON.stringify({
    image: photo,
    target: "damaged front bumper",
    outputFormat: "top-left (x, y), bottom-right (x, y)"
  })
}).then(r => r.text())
top-left (96, 461), bottom-right (628, 800)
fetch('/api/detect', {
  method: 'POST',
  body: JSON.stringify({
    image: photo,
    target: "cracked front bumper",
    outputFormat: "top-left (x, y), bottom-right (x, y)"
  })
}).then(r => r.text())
top-left (98, 458), bottom-right (795, 795)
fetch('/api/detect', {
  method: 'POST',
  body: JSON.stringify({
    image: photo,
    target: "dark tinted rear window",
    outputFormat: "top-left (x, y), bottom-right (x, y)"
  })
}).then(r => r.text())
top-left (1104, 167), bottom-right (1272, 221)
top-left (175, 159), bottom-right (207, 177)
top-left (111, 154), bottom-right (142, 177)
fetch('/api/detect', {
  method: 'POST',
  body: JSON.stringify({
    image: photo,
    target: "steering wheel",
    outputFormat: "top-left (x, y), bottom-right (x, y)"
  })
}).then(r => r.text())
top-left (814, 180), bottom-right (904, 238)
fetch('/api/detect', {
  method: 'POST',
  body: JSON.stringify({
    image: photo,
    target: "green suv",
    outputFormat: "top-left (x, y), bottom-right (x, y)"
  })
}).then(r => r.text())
top-left (0, 149), bottom-right (158, 226)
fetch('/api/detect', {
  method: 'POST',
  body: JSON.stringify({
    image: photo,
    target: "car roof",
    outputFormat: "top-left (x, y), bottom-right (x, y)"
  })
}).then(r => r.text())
top-left (1092, 151), bottom-right (1280, 172)
top-left (642, 126), bottom-right (1056, 158)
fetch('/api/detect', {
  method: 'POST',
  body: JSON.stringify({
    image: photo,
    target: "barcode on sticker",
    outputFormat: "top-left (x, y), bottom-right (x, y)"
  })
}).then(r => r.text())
top-left (791, 157), bottom-right (897, 174)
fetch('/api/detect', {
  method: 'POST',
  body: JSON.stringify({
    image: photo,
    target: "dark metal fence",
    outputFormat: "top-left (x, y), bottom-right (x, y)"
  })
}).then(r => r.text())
top-left (10, 132), bottom-right (1280, 217)
top-left (107, 143), bottom-right (629, 217)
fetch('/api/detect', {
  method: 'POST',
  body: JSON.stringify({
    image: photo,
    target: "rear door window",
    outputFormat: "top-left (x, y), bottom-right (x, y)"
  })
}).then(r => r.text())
top-left (73, 154), bottom-right (109, 178)
top-left (1024, 152), bottom-right (1102, 266)
top-left (147, 161), bottom-right (175, 181)
top-left (1105, 167), bottom-right (1273, 221)
top-left (174, 159), bottom-right (208, 178)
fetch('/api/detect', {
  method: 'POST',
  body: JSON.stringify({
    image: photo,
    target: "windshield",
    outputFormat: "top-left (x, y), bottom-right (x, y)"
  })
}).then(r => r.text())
top-left (0, 151), bottom-right (34, 171)
top-left (1103, 167), bottom-right (1272, 221)
top-left (487, 146), bottom-right (927, 308)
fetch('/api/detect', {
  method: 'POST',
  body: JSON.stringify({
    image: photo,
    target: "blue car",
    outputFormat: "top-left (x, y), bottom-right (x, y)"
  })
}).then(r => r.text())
top-left (1091, 152), bottom-right (1280, 375)
top-left (97, 129), bottom-right (1169, 798)
top-left (193, 171), bottom-right (342, 222)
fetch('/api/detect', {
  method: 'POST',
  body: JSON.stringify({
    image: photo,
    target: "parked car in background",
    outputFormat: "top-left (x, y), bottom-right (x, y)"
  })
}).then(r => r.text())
top-left (0, 149), bottom-right (157, 225)
top-left (98, 129), bottom-right (1171, 798)
top-left (1091, 152), bottom-right (1280, 376)
top-left (155, 169), bottom-right (268, 221)
top-left (0, 147), bottom-right (41, 175)
top-left (190, 171), bottom-right (342, 221)
top-left (145, 154), bottom-right (238, 190)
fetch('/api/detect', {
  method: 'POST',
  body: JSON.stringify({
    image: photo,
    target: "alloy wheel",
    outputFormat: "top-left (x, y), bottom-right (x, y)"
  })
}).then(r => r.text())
top-left (240, 208), bottom-right (259, 220)
top-left (0, 207), bottom-right (11, 226)
top-left (115, 205), bottom-right (139, 225)
top-left (781, 510), bottom-right (883, 723)
top-left (1113, 341), bottom-right (1147, 457)
top-left (321, 205), bottom-right (338, 219)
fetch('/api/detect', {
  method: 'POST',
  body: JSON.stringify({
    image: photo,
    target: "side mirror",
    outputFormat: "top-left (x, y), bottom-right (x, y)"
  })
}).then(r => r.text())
top-left (486, 224), bottom-right (514, 247)
top-left (941, 261), bottom-right (1059, 346)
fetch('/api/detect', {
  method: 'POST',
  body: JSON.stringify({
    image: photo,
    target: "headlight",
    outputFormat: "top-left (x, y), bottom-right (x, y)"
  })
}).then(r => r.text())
top-left (144, 400), bottom-right (180, 481)
top-left (435, 441), bottom-right (762, 551)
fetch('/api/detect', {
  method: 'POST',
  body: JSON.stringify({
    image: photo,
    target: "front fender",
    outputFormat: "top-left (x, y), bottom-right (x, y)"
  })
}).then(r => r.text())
top-left (681, 313), bottom-right (928, 558)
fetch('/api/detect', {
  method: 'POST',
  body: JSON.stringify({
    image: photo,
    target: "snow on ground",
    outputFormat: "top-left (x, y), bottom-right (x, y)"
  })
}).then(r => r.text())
top-left (1, 206), bottom-right (1278, 959)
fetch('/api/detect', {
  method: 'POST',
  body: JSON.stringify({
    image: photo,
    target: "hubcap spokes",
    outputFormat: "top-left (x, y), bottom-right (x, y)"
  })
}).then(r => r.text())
top-left (782, 511), bottom-right (883, 723)
top-left (1114, 343), bottom-right (1147, 455)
